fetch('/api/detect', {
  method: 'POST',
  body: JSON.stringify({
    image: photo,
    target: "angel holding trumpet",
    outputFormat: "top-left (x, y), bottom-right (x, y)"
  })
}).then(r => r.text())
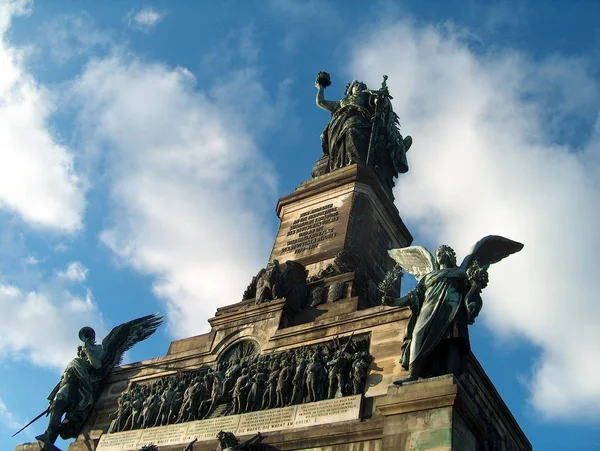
top-left (382, 236), bottom-right (523, 385)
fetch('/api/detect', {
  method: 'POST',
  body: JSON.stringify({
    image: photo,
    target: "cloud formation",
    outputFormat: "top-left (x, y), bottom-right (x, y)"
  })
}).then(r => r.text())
top-left (0, 397), bottom-right (19, 430)
top-left (127, 6), bottom-right (165, 31)
top-left (0, 0), bottom-right (84, 232)
top-left (0, 261), bottom-right (104, 370)
top-left (70, 52), bottom-right (279, 338)
top-left (57, 261), bottom-right (88, 282)
top-left (349, 20), bottom-right (600, 419)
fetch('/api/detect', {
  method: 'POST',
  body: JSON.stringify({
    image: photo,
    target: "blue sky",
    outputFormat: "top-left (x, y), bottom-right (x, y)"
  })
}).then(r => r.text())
top-left (1, 0), bottom-right (599, 449)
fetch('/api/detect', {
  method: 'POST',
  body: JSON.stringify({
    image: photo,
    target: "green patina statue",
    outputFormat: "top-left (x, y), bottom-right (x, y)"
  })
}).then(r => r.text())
top-left (383, 236), bottom-right (523, 385)
top-left (29, 314), bottom-right (163, 450)
top-left (314, 71), bottom-right (412, 191)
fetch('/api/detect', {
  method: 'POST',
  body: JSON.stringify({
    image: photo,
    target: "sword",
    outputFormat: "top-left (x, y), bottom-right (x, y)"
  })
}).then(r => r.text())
top-left (366, 75), bottom-right (390, 166)
top-left (11, 407), bottom-right (50, 437)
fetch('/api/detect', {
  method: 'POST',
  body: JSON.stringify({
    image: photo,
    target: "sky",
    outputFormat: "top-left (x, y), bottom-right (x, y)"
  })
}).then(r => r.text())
top-left (1, 0), bottom-right (599, 449)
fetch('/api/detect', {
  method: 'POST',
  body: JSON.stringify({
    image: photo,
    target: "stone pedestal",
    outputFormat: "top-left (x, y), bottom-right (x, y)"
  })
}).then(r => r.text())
top-left (54, 295), bottom-right (530, 451)
top-left (14, 444), bottom-right (45, 451)
top-left (375, 372), bottom-right (530, 451)
top-left (16, 164), bottom-right (530, 451)
top-left (269, 163), bottom-right (412, 307)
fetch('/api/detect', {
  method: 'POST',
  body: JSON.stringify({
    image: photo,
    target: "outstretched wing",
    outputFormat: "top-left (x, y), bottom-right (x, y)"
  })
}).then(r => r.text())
top-left (99, 313), bottom-right (163, 378)
top-left (460, 235), bottom-right (524, 271)
top-left (387, 246), bottom-right (436, 281)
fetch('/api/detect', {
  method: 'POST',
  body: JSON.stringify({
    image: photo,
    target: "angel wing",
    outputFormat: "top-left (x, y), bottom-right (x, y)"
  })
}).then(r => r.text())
top-left (280, 260), bottom-right (308, 285)
top-left (99, 313), bottom-right (163, 379)
top-left (387, 246), bottom-right (436, 281)
top-left (242, 268), bottom-right (265, 301)
top-left (459, 235), bottom-right (524, 271)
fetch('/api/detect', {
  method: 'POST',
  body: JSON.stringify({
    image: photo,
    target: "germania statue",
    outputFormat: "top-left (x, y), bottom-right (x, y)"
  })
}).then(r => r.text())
top-left (15, 314), bottom-right (162, 450)
top-left (314, 71), bottom-right (412, 191)
top-left (383, 236), bottom-right (523, 385)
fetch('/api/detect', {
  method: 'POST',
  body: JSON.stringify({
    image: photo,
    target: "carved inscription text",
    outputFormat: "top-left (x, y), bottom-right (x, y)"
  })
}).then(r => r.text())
top-left (281, 203), bottom-right (339, 254)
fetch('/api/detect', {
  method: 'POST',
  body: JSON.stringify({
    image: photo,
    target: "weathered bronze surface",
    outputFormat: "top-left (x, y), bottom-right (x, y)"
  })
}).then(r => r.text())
top-left (384, 236), bottom-right (523, 384)
top-left (314, 72), bottom-right (412, 192)
top-left (32, 314), bottom-right (162, 450)
top-left (106, 336), bottom-right (371, 433)
top-left (242, 260), bottom-right (308, 310)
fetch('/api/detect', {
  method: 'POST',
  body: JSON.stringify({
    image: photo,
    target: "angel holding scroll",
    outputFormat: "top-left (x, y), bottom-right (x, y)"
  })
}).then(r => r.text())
top-left (383, 236), bottom-right (523, 385)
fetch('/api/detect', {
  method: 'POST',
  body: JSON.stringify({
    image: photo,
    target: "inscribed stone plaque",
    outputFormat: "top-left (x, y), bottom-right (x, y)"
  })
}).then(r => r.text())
top-left (182, 416), bottom-right (241, 441)
top-left (295, 395), bottom-right (362, 427)
top-left (96, 430), bottom-right (144, 451)
top-left (140, 423), bottom-right (188, 447)
top-left (271, 194), bottom-right (350, 262)
top-left (97, 395), bottom-right (362, 450)
top-left (236, 405), bottom-right (297, 435)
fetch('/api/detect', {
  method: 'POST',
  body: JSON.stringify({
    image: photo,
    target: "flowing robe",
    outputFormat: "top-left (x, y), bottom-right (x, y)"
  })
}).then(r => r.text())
top-left (51, 343), bottom-right (104, 415)
top-left (396, 267), bottom-right (472, 375)
top-left (320, 90), bottom-right (409, 187)
top-left (321, 92), bottom-right (372, 171)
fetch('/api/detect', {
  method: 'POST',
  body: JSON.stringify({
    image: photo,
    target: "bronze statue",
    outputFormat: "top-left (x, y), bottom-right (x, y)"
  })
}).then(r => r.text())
top-left (29, 314), bottom-right (162, 449)
top-left (95, 337), bottom-right (372, 436)
top-left (231, 368), bottom-right (251, 414)
top-left (216, 430), bottom-right (275, 451)
top-left (314, 72), bottom-right (412, 191)
top-left (351, 351), bottom-right (372, 395)
top-left (243, 260), bottom-right (308, 310)
top-left (383, 236), bottom-right (523, 384)
top-left (306, 351), bottom-right (326, 402)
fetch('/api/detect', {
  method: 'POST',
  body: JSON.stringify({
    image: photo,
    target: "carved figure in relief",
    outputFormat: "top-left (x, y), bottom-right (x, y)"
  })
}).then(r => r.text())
top-left (123, 389), bottom-right (144, 430)
top-left (306, 352), bottom-right (326, 402)
top-left (176, 376), bottom-right (202, 423)
top-left (107, 391), bottom-right (130, 433)
top-left (154, 379), bottom-right (178, 426)
top-left (326, 350), bottom-right (349, 399)
top-left (242, 260), bottom-right (309, 310)
top-left (171, 381), bottom-right (186, 423)
top-left (246, 365), bottom-right (267, 412)
top-left (232, 368), bottom-right (251, 414)
top-left (101, 337), bottom-right (372, 434)
top-left (290, 355), bottom-right (307, 404)
top-left (141, 388), bottom-right (160, 428)
top-left (223, 358), bottom-right (243, 396)
top-left (261, 362), bottom-right (280, 410)
top-left (275, 358), bottom-right (293, 407)
top-left (29, 314), bottom-right (162, 449)
top-left (254, 260), bottom-right (282, 304)
top-left (351, 351), bottom-right (372, 395)
top-left (202, 369), bottom-right (225, 419)
top-left (384, 236), bottom-right (523, 384)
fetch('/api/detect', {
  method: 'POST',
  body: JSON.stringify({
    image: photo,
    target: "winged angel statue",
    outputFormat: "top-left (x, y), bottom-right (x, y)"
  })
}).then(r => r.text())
top-left (33, 314), bottom-right (163, 449)
top-left (383, 236), bottom-right (523, 385)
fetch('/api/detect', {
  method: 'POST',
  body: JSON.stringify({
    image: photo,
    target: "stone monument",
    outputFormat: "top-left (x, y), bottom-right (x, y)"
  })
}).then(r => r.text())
top-left (16, 72), bottom-right (531, 451)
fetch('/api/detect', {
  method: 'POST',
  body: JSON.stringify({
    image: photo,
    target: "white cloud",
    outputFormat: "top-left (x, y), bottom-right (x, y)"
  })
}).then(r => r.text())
top-left (41, 12), bottom-right (112, 64)
top-left (0, 272), bottom-right (104, 370)
top-left (70, 52), bottom-right (278, 338)
top-left (57, 261), bottom-right (88, 282)
top-left (0, 397), bottom-right (19, 430)
top-left (349, 21), bottom-right (600, 420)
top-left (24, 255), bottom-right (38, 265)
top-left (0, 0), bottom-right (85, 232)
top-left (127, 6), bottom-right (165, 31)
